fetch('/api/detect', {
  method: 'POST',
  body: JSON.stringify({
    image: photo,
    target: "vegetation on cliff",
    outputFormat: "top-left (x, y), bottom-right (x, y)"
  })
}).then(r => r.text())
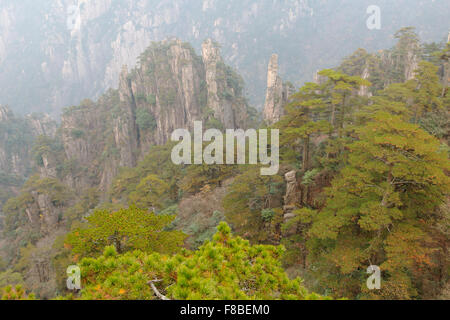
top-left (0, 29), bottom-right (448, 300)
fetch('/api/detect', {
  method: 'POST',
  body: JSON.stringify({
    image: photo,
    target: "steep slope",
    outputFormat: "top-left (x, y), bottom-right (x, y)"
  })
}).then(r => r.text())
top-left (263, 54), bottom-right (295, 124)
top-left (0, 39), bottom-right (253, 296)
top-left (0, 106), bottom-right (57, 208)
top-left (54, 39), bottom-right (251, 192)
top-left (1, 0), bottom-right (449, 115)
top-left (1, 38), bottom-right (251, 244)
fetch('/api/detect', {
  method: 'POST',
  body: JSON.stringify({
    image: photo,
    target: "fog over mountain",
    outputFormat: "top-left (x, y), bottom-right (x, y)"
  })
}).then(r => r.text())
top-left (0, 0), bottom-right (449, 302)
top-left (0, 0), bottom-right (449, 115)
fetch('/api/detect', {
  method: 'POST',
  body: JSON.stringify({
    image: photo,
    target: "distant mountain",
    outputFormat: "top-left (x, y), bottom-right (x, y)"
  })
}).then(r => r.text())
top-left (0, 0), bottom-right (448, 115)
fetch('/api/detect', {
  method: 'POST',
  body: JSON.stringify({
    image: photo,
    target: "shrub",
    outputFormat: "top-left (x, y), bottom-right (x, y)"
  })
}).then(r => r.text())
top-left (136, 108), bottom-right (157, 131)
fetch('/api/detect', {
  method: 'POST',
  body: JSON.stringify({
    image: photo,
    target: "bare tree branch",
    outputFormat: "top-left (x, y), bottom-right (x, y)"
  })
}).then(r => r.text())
top-left (148, 279), bottom-right (170, 300)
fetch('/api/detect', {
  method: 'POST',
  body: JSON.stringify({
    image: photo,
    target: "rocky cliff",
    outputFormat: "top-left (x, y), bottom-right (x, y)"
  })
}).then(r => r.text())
top-left (0, 38), bottom-right (252, 256)
top-left (263, 54), bottom-right (294, 124)
top-left (1, 0), bottom-right (448, 116)
top-left (47, 39), bottom-right (251, 192)
top-left (202, 39), bottom-right (248, 129)
top-left (336, 29), bottom-right (426, 96)
top-left (442, 33), bottom-right (450, 91)
top-left (0, 106), bottom-right (57, 207)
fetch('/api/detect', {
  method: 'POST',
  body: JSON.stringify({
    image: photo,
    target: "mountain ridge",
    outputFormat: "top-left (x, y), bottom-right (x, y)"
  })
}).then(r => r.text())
top-left (1, 0), bottom-right (449, 115)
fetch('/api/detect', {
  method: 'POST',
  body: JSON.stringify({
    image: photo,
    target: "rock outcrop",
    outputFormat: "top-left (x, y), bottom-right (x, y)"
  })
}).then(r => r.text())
top-left (283, 170), bottom-right (300, 221)
top-left (0, 106), bottom-right (57, 183)
top-left (202, 39), bottom-right (248, 129)
top-left (336, 34), bottom-right (425, 96)
top-left (358, 66), bottom-right (372, 97)
top-left (404, 49), bottom-right (420, 82)
top-left (263, 54), bottom-right (294, 124)
top-left (51, 39), bottom-right (251, 192)
top-left (115, 65), bottom-right (138, 167)
top-left (443, 33), bottom-right (450, 90)
top-left (281, 170), bottom-right (301, 237)
top-left (26, 114), bottom-right (57, 137)
top-left (4, 1), bottom-right (446, 116)
top-left (313, 70), bottom-right (328, 86)
top-left (0, 106), bottom-right (58, 213)
top-left (203, 39), bottom-right (223, 125)
top-left (3, 39), bottom-right (252, 239)
top-left (0, 105), bottom-right (11, 121)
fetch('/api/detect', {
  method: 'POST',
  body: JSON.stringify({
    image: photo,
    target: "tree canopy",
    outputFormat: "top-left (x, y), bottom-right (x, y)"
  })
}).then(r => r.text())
top-left (65, 206), bottom-right (186, 258)
top-left (73, 223), bottom-right (326, 300)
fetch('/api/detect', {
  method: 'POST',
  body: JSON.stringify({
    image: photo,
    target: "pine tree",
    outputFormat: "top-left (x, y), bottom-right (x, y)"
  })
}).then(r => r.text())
top-left (278, 82), bottom-right (332, 171)
top-left (318, 69), bottom-right (370, 136)
top-left (65, 206), bottom-right (186, 258)
top-left (410, 61), bottom-right (443, 123)
top-left (72, 223), bottom-right (327, 300)
top-left (308, 111), bottom-right (450, 299)
top-left (1, 285), bottom-right (35, 300)
top-left (223, 167), bottom-right (284, 243)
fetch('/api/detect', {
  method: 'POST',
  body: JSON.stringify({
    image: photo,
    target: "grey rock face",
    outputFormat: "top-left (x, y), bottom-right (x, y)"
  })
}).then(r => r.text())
top-left (358, 66), bottom-right (372, 98)
top-left (1, 0), bottom-right (448, 116)
top-left (263, 54), bottom-right (294, 124)
top-left (202, 39), bottom-right (248, 129)
top-left (442, 33), bottom-right (450, 90)
top-left (0, 105), bottom-right (12, 122)
top-left (0, 105), bottom-right (56, 181)
top-left (55, 39), bottom-right (250, 192)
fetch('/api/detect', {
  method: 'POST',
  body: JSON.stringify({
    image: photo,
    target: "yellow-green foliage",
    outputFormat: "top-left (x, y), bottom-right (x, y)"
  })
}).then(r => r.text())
top-left (1, 285), bottom-right (35, 300)
top-left (75, 223), bottom-right (326, 300)
top-left (0, 269), bottom-right (24, 288)
top-left (66, 206), bottom-right (186, 258)
top-left (2, 175), bottom-right (71, 237)
top-left (110, 144), bottom-right (182, 204)
top-left (179, 162), bottom-right (236, 195)
top-left (308, 112), bottom-right (450, 299)
top-left (128, 174), bottom-right (170, 210)
top-left (223, 167), bottom-right (284, 242)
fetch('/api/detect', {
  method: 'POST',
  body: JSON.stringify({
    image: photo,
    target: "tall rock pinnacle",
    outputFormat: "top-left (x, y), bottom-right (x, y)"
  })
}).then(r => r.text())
top-left (202, 39), bottom-right (248, 129)
top-left (263, 54), bottom-right (293, 124)
top-left (202, 39), bottom-right (223, 125)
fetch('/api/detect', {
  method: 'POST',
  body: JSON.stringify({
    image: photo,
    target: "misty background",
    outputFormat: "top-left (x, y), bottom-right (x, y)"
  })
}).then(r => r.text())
top-left (0, 0), bottom-right (449, 116)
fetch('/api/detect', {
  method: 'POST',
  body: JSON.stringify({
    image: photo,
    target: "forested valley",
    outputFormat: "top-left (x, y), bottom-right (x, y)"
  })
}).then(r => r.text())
top-left (0, 27), bottom-right (449, 301)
